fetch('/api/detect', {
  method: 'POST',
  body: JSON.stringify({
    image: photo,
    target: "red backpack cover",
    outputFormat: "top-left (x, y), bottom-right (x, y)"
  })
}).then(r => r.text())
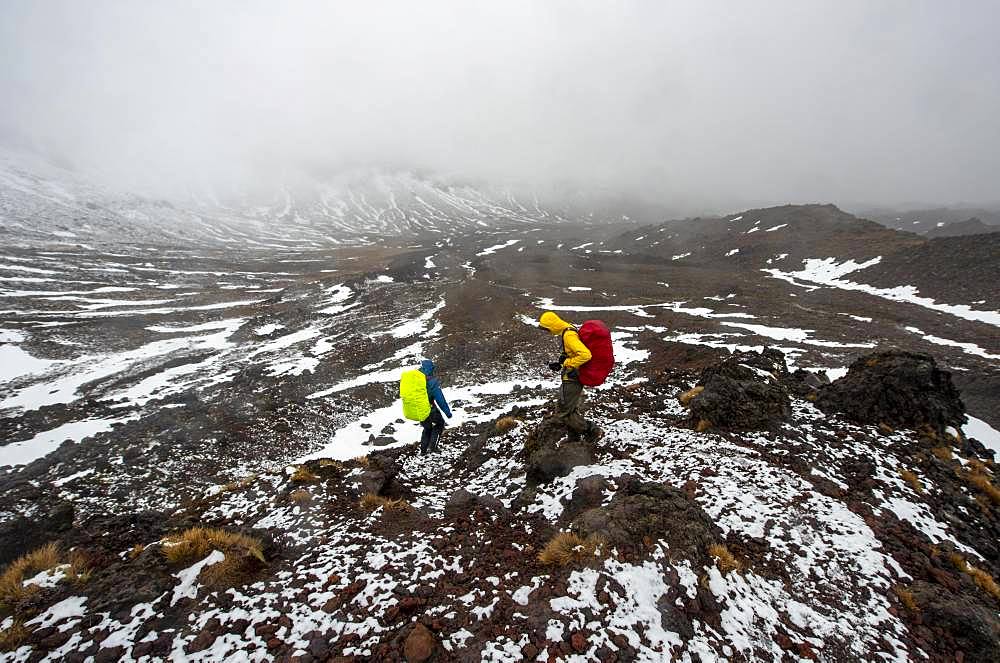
top-left (576, 320), bottom-right (614, 386)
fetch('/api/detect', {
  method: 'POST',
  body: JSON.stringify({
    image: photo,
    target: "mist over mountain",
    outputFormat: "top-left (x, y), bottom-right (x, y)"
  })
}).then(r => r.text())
top-left (2, 1), bottom-right (1000, 210)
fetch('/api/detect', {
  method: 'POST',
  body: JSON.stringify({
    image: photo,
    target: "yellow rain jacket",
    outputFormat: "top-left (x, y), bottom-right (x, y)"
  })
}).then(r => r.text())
top-left (539, 311), bottom-right (592, 380)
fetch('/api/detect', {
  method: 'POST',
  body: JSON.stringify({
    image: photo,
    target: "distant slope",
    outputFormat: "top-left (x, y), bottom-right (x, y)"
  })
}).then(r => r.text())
top-left (925, 217), bottom-right (998, 238)
top-left (851, 233), bottom-right (1000, 307)
top-left (602, 203), bottom-right (923, 268)
top-left (863, 206), bottom-right (1000, 234)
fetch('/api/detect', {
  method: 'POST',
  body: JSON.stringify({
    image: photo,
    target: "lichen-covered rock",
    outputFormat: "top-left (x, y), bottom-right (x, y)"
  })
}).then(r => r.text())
top-left (686, 349), bottom-right (792, 430)
top-left (816, 349), bottom-right (965, 432)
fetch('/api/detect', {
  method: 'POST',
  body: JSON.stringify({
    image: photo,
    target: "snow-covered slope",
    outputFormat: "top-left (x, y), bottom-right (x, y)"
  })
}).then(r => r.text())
top-left (1, 208), bottom-right (999, 660)
top-left (0, 149), bottom-right (575, 248)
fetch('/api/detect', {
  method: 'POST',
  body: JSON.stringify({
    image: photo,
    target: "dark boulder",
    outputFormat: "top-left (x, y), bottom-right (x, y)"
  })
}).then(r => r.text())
top-left (352, 455), bottom-right (402, 497)
top-left (910, 580), bottom-right (1000, 662)
top-left (816, 350), bottom-right (964, 432)
top-left (572, 479), bottom-right (721, 561)
top-left (524, 417), bottom-right (595, 485)
top-left (0, 501), bottom-right (74, 566)
top-left (687, 349), bottom-right (792, 430)
top-left (444, 488), bottom-right (509, 519)
top-left (562, 475), bottom-right (611, 522)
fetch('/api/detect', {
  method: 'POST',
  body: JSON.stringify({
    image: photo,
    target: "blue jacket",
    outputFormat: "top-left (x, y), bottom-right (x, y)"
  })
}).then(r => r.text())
top-left (420, 359), bottom-right (452, 418)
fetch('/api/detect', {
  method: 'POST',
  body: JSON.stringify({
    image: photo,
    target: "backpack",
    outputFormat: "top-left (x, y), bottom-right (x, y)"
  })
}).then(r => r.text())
top-left (574, 320), bottom-right (615, 386)
top-left (400, 370), bottom-right (431, 421)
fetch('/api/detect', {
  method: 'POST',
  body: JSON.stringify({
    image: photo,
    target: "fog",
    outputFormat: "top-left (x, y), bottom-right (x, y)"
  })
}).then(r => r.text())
top-left (2, 1), bottom-right (998, 210)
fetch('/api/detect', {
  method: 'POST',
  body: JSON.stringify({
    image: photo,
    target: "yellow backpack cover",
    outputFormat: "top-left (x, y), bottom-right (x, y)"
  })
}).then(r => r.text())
top-left (400, 369), bottom-right (431, 421)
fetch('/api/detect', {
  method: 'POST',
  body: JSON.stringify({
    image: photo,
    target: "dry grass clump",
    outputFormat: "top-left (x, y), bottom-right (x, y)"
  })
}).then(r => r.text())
top-left (966, 565), bottom-right (1000, 600)
top-left (0, 619), bottom-right (29, 652)
top-left (318, 459), bottom-right (344, 469)
top-left (161, 527), bottom-right (264, 565)
top-left (709, 543), bottom-right (744, 575)
top-left (893, 585), bottom-right (919, 612)
top-left (958, 461), bottom-right (1000, 506)
top-left (128, 544), bottom-right (145, 560)
top-left (899, 468), bottom-right (924, 495)
top-left (537, 532), bottom-right (606, 566)
top-left (695, 419), bottom-right (713, 433)
top-left (290, 466), bottom-right (319, 484)
top-left (947, 552), bottom-right (1000, 600)
top-left (65, 549), bottom-right (92, 585)
top-left (678, 386), bottom-right (704, 407)
top-left (221, 475), bottom-right (258, 492)
top-left (161, 528), bottom-right (265, 588)
top-left (931, 446), bottom-right (953, 462)
top-left (358, 493), bottom-right (412, 513)
top-left (290, 489), bottom-right (313, 504)
top-left (0, 542), bottom-right (61, 606)
top-left (495, 416), bottom-right (519, 434)
top-left (352, 456), bottom-right (371, 468)
top-left (948, 552), bottom-right (969, 573)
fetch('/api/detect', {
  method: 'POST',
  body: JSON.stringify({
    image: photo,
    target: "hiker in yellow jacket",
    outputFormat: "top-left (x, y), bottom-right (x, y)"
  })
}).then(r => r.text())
top-left (539, 311), bottom-right (604, 442)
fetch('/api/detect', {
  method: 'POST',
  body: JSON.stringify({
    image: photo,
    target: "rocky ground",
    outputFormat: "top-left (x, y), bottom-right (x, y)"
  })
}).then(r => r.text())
top-left (1, 203), bottom-right (999, 661)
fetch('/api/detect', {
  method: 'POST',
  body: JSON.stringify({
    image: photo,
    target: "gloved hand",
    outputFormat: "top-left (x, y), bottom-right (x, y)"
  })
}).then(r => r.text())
top-left (548, 362), bottom-right (562, 372)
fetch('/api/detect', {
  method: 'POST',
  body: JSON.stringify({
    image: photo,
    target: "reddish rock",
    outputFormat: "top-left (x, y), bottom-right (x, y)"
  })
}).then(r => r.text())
top-left (571, 631), bottom-right (588, 653)
top-left (267, 638), bottom-right (283, 650)
top-left (403, 623), bottom-right (436, 662)
top-left (521, 643), bottom-right (539, 659)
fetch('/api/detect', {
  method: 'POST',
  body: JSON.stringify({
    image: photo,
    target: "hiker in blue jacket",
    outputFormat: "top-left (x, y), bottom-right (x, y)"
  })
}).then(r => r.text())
top-left (419, 359), bottom-right (452, 455)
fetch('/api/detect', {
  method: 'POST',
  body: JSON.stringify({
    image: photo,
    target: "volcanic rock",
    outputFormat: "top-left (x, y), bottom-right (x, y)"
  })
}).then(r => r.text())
top-left (403, 623), bottom-right (436, 662)
top-left (816, 349), bottom-right (964, 432)
top-left (686, 349), bottom-right (791, 430)
top-left (524, 417), bottom-right (595, 485)
top-left (572, 479), bottom-right (720, 560)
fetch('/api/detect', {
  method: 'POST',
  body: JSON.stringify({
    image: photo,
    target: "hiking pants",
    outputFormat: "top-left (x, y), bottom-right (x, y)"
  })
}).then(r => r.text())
top-left (557, 378), bottom-right (593, 436)
top-left (420, 405), bottom-right (445, 455)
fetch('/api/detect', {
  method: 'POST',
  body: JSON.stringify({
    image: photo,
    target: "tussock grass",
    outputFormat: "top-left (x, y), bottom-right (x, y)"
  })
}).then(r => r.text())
top-left (128, 544), bottom-right (145, 560)
top-left (958, 461), bottom-right (1000, 506)
top-left (948, 552), bottom-right (969, 573)
top-left (221, 475), bottom-right (258, 492)
top-left (161, 528), bottom-right (264, 565)
top-left (0, 543), bottom-right (61, 606)
top-left (0, 620), bottom-right (29, 652)
top-left (537, 532), bottom-right (605, 566)
top-left (878, 422), bottom-right (895, 435)
top-left (161, 528), bottom-right (265, 588)
top-left (65, 549), bottom-right (91, 585)
top-left (678, 386), bottom-right (704, 407)
top-left (358, 493), bottom-right (413, 513)
top-left (894, 585), bottom-right (919, 612)
top-left (352, 456), bottom-right (370, 468)
top-left (318, 459), bottom-right (344, 469)
top-left (947, 552), bottom-right (1000, 600)
top-left (495, 416), bottom-right (519, 434)
top-left (695, 419), bottom-right (713, 433)
top-left (290, 489), bottom-right (312, 504)
top-left (899, 468), bottom-right (924, 494)
top-left (931, 446), bottom-right (953, 462)
top-left (967, 565), bottom-right (1000, 600)
top-left (709, 543), bottom-right (743, 574)
top-left (358, 493), bottom-right (412, 513)
top-left (290, 466), bottom-right (318, 484)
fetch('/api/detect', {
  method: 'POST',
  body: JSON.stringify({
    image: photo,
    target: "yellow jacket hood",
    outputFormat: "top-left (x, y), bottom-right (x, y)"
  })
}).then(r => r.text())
top-left (539, 311), bottom-right (573, 335)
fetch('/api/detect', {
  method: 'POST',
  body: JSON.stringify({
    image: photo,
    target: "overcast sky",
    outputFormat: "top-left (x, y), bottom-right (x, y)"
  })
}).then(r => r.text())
top-left (1, 1), bottom-right (998, 209)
